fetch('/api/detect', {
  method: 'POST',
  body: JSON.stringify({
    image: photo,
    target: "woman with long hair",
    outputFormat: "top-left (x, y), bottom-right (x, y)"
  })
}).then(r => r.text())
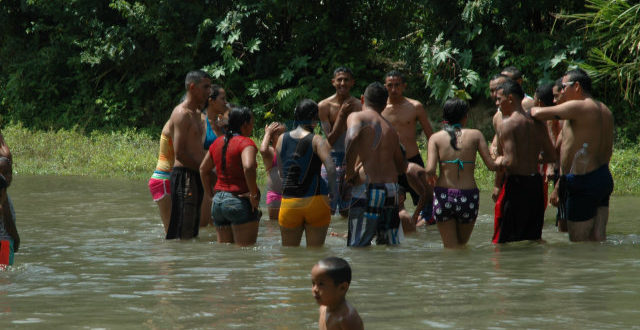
top-left (200, 106), bottom-right (261, 246)
top-left (425, 98), bottom-right (501, 248)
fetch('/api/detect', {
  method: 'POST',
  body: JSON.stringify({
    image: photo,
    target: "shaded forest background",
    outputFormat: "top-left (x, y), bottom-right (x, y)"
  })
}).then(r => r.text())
top-left (1, 0), bottom-right (638, 143)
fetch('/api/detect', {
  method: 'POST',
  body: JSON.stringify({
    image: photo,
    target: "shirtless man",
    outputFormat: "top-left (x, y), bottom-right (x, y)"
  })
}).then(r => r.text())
top-left (344, 82), bottom-right (407, 246)
top-left (318, 67), bottom-right (362, 217)
top-left (381, 70), bottom-right (433, 220)
top-left (488, 74), bottom-right (510, 159)
top-left (501, 66), bottom-right (535, 111)
top-left (165, 70), bottom-right (210, 240)
top-left (492, 80), bottom-right (556, 243)
top-left (549, 78), bottom-right (568, 232)
top-left (531, 68), bottom-right (614, 242)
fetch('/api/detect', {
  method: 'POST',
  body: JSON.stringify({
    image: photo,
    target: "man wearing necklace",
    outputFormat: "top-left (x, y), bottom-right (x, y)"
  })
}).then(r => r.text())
top-left (166, 70), bottom-right (210, 239)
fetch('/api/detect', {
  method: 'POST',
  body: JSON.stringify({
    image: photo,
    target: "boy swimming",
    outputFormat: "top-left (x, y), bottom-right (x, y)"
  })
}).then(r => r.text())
top-left (311, 257), bottom-right (363, 330)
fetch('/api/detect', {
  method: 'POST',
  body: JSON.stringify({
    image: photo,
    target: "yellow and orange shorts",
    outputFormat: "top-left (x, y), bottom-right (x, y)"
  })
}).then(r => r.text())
top-left (278, 195), bottom-right (331, 229)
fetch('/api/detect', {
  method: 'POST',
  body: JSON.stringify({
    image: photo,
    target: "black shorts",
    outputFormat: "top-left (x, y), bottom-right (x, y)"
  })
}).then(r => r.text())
top-left (398, 153), bottom-right (425, 206)
top-left (494, 174), bottom-right (544, 243)
top-left (562, 164), bottom-right (614, 222)
top-left (166, 167), bottom-right (204, 239)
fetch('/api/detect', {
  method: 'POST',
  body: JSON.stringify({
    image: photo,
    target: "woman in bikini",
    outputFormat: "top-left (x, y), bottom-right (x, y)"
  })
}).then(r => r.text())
top-left (259, 121), bottom-right (285, 220)
top-left (200, 85), bottom-right (229, 228)
top-left (425, 98), bottom-right (501, 248)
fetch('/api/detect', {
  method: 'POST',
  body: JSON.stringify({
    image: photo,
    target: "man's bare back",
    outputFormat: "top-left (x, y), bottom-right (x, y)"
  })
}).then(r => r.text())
top-left (499, 111), bottom-right (555, 175)
top-left (345, 108), bottom-right (405, 184)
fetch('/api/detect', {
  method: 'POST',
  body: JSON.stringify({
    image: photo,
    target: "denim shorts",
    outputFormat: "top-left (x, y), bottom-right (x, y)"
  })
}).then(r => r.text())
top-left (212, 191), bottom-right (261, 226)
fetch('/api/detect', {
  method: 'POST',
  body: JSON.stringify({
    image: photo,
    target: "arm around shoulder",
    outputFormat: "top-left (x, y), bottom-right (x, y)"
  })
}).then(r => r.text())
top-left (531, 100), bottom-right (583, 121)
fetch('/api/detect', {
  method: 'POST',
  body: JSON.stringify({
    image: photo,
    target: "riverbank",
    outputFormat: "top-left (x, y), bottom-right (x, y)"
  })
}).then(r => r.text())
top-left (5, 124), bottom-right (639, 194)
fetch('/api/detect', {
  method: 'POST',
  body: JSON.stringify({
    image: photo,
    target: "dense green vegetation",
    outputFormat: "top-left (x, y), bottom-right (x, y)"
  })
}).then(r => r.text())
top-left (1, 1), bottom-right (638, 192)
top-left (1, 1), bottom-right (638, 142)
top-left (5, 125), bottom-right (640, 195)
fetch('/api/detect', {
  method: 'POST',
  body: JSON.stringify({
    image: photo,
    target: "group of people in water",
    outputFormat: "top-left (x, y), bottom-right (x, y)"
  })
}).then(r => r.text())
top-left (149, 65), bottom-right (614, 249)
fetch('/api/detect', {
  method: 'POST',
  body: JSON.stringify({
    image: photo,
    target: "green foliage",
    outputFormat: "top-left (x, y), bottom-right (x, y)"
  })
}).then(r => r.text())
top-left (420, 34), bottom-right (480, 103)
top-left (560, 0), bottom-right (640, 103)
top-left (5, 123), bottom-right (156, 179)
top-left (0, 0), bottom-right (638, 140)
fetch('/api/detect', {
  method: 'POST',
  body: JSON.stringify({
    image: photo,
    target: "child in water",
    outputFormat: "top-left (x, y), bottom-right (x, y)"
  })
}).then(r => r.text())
top-left (311, 257), bottom-right (363, 330)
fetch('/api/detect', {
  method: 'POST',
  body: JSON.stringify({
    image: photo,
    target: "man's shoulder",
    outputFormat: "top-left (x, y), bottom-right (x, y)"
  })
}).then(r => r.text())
top-left (171, 103), bottom-right (189, 118)
top-left (405, 97), bottom-right (424, 108)
top-left (318, 94), bottom-right (338, 108)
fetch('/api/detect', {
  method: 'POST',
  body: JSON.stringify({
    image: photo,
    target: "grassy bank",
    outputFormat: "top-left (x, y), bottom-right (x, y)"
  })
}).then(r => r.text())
top-left (4, 124), bottom-right (639, 194)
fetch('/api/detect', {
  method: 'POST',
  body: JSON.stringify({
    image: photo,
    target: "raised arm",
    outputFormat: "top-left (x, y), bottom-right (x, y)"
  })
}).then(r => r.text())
top-left (320, 99), bottom-right (359, 146)
top-left (259, 122), bottom-right (283, 170)
top-left (531, 100), bottom-right (583, 121)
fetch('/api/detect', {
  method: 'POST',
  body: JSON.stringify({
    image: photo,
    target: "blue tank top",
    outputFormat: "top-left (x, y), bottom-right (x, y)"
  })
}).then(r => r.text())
top-left (279, 132), bottom-right (328, 198)
top-left (203, 115), bottom-right (217, 150)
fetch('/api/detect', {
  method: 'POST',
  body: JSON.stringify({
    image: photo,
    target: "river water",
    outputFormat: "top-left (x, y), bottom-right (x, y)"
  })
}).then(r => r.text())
top-left (1, 175), bottom-right (638, 329)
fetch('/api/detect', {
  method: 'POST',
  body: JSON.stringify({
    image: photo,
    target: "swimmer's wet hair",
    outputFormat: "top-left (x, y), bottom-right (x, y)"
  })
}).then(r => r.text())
top-left (497, 79), bottom-right (524, 100)
top-left (442, 98), bottom-right (469, 151)
top-left (501, 66), bottom-right (523, 80)
top-left (535, 83), bottom-right (554, 107)
top-left (565, 68), bottom-right (592, 95)
top-left (385, 70), bottom-right (405, 83)
top-left (317, 257), bottom-right (351, 285)
top-left (185, 70), bottom-right (211, 90)
top-left (294, 99), bottom-right (318, 125)
top-left (333, 67), bottom-right (354, 78)
top-left (364, 82), bottom-right (388, 111)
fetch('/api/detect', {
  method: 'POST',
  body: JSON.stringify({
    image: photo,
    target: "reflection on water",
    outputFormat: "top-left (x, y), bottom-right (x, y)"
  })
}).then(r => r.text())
top-left (1, 175), bottom-right (639, 329)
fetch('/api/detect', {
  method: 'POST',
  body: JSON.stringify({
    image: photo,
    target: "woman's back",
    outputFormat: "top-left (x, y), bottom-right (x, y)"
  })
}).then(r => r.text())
top-left (279, 131), bottom-right (327, 197)
top-left (210, 135), bottom-right (256, 194)
top-left (431, 129), bottom-right (485, 190)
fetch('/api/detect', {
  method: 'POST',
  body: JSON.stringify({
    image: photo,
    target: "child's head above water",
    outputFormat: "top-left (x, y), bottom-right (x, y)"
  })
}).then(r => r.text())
top-left (311, 257), bottom-right (352, 307)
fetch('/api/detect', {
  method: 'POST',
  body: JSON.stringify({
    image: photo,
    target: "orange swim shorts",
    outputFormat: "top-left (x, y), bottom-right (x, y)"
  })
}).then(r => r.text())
top-left (278, 195), bottom-right (331, 229)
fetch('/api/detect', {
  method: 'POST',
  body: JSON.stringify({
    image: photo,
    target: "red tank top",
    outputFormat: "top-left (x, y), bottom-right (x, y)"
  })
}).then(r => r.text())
top-left (210, 135), bottom-right (256, 194)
